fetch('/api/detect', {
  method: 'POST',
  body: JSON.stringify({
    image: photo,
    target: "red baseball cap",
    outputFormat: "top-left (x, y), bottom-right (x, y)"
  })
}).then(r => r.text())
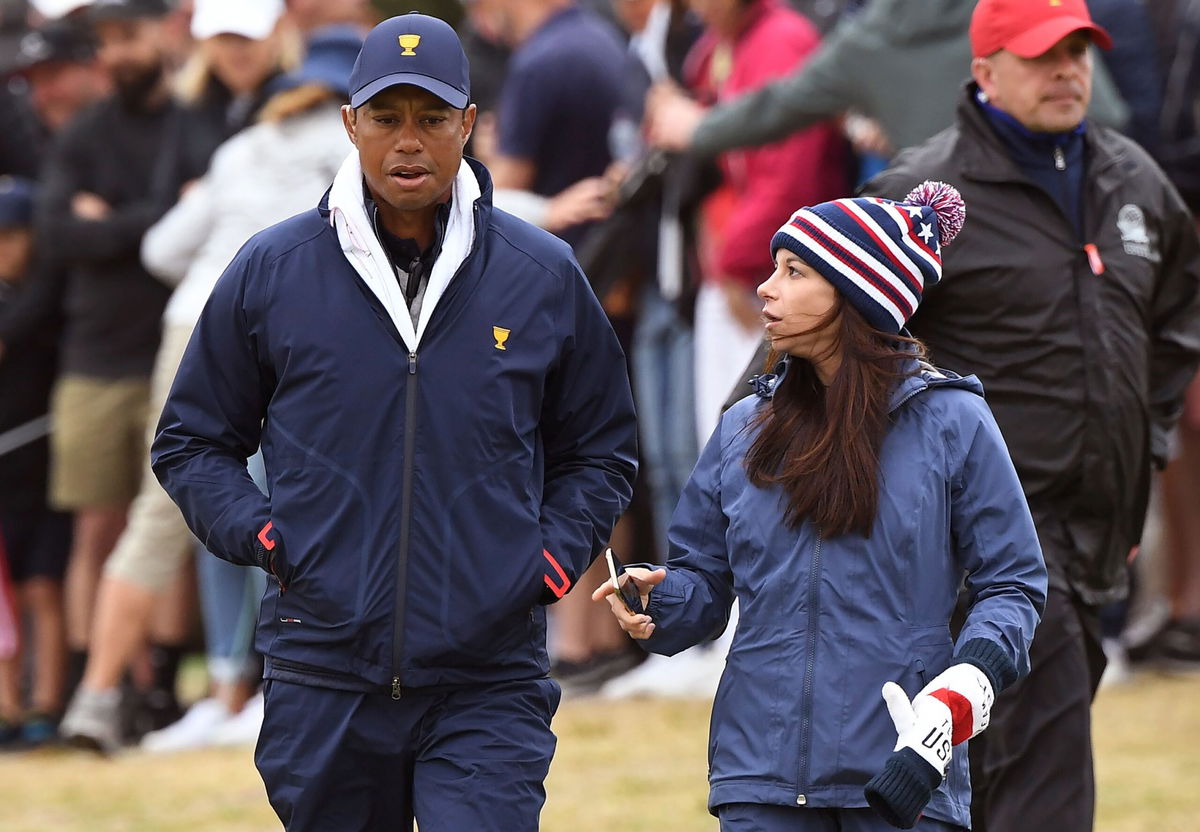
top-left (970, 0), bottom-right (1113, 59)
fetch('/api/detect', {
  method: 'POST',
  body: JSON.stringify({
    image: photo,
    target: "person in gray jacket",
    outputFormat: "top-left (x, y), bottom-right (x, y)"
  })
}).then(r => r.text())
top-left (858, 1), bottom-right (1200, 831)
top-left (647, 0), bottom-right (1129, 161)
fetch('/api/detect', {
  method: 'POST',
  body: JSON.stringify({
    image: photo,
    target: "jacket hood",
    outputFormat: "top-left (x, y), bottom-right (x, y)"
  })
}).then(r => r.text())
top-left (750, 339), bottom-right (984, 410)
top-left (859, 0), bottom-right (972, 46)
top-left (888, 359), bottom-right (984, 411)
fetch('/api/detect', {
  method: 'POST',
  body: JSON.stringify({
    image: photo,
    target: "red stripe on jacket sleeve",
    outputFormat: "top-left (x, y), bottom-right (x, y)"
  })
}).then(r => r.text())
top-left (542, 549), bottom-right (570, 599)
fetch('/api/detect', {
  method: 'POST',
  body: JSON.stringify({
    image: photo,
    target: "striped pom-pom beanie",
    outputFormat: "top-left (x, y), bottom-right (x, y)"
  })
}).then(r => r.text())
top-left (770, 180), bottom-right (966, 333)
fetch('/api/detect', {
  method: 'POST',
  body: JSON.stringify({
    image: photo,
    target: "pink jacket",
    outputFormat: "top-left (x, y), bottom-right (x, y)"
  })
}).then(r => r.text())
top-left (687, 0), bottom-right (847, 288)
top-left (0, 546), bottom-right (18, 661)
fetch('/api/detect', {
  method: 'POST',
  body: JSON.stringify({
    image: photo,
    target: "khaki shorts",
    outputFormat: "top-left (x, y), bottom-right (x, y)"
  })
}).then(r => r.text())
top-left (50, 375), bottom-right (151, 510)
top-left (104, 323), bottom-right (198, 591)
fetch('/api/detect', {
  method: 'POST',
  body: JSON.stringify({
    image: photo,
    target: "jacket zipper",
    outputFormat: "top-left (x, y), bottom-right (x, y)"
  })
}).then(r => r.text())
top-left (385, 202), bottom-right (482, 701)
top-left (890, 385), bottom-right (927, 414)
top-left (391, 350), bottom-right (419, 699)
top-left (1046, 142), bottom-right (1106, 273)
top-left (796, 532), bottom-right (823, 801)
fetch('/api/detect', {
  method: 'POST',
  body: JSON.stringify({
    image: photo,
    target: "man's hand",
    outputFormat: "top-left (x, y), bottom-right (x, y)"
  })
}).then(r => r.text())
top-left (255, 521), bottom-right (289, 590)
top-left (844, 112), bottom-right (894, 158)
top-left (71, 192), bottom-right (111, 220)
top-left (645, 82), bottom-right (705, 152)
top-left (544, 177), bottom-right (617, 232)
top-left (591, 566), bottom-right (666, 639)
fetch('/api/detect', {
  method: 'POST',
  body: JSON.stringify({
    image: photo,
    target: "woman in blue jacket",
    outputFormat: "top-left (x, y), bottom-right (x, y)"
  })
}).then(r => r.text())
top-left (595, 182), bottom-right (1047, 831)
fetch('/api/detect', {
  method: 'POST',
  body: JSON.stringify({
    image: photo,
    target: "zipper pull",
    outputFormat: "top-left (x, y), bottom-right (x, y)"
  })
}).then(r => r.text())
top-left (1084, 243), bottom-right (1105, 275)
top-left (392, 676), bottom-right (402, 700)
top-left (1053, 146), bottom-right (1066, 171)
top-left (409, 352), bottom-right (417, 374)
top-left (406, 257), bottom-right (422, 302)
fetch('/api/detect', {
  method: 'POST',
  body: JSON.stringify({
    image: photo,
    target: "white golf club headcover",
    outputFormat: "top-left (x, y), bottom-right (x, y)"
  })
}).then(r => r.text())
top-left (916, 662), bottom-right (994, 745)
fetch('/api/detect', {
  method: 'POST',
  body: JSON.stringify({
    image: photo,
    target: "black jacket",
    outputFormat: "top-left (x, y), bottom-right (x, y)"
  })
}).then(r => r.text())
top-left (863, 86), bottom-right (1200, 604)
top-left (36, 95), bottom-right (174, 378)
top-left (154, 75), bottom-right (278, 204)
top-left (0, 262), bottom-right (60, 508)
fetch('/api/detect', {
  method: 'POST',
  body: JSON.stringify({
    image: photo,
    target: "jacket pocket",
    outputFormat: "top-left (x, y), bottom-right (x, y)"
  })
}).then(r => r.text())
top-left (254, 518), bottom-right (295, 591)
top-left (262, 421), bottom-right (377, 638)
top-left (908, 625), bottom-right (954, 690)
top-left (425, 461), bottom-right (546, 662)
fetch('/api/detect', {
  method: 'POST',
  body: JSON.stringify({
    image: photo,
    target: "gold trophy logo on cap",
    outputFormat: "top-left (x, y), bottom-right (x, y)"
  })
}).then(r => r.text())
top-left (398, 34), bottom-right (421, 56)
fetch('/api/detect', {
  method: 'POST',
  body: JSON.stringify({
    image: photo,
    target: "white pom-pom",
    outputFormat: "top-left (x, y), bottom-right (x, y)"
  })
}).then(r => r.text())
top-left (903, 180), bottom-right (965, 247)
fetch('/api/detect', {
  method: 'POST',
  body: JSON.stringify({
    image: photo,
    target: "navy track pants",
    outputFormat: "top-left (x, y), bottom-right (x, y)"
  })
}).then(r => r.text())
top-left (255, 677), bottom-right (561, 831)
top-left (718, 804), bottom-right (966, 832)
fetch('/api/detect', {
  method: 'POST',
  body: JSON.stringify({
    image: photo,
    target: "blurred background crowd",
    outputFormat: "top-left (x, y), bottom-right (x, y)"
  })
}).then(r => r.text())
top-left (0, 0), bottom-right (1196, 760)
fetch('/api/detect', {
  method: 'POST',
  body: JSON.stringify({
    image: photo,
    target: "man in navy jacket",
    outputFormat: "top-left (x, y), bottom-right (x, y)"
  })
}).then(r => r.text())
top-left (151, 14), bottom-right (637, 831)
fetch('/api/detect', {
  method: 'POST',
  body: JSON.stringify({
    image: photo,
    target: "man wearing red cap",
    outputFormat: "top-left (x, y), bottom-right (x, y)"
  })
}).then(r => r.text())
top-left (862, 0), bottom-right (1200, 831)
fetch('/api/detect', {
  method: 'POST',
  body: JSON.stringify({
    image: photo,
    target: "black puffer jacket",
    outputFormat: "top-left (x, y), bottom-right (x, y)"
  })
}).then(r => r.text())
top-left (864, 86), bottom-right (1200, 605)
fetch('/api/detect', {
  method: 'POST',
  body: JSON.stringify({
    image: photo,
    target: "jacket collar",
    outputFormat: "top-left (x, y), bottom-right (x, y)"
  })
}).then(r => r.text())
top-left (975, 91), bottom-right (1086, 163)
top-left (318, 156), bottom-right (495, 223)
top-left (953, 82), bottom-right (1125, 185)
top-left (323, 154), bottom-right (489, 351)
top-left (887, 358), bottom-right (984, 413)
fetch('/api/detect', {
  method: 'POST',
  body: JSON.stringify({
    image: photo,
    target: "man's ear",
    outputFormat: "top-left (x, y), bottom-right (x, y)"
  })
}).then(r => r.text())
top-left (971, 56), bottom-right (995, 100)
top-left (341, 104), bottom-right (358, 146)
top-left (461, 103), bottom-right (478, 144)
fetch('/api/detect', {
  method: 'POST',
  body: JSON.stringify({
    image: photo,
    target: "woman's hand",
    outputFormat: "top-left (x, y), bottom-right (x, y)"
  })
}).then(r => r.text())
top-left (591, 567), bottom-right (667, 639)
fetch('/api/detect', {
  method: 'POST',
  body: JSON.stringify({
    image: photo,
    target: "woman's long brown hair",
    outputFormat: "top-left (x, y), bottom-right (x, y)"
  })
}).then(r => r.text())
top-left (743, 299), bottom-right (926, 537)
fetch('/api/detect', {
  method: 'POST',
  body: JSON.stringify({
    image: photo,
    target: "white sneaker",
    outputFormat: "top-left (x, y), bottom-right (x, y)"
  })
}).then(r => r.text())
top-left (599, 645), bottom-right (726, 699)
top-left (60, 686), bottom-right (123, 754)
top-left (600, 599), bottom-right (737, 700)
top-left (140, 698), bottom-right (230, 753)
top-left (1099, 637), bottom-right (1133, 689)
top-left (210, 692), bottom-right (264, 747)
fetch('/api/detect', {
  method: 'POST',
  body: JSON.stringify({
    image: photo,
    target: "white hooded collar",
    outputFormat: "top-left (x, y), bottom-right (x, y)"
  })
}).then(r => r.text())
top-left (327, 152), bottom-right (481, 351)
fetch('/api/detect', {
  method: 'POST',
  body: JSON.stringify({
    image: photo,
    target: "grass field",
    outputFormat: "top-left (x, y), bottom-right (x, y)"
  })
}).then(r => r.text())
top-left (1, 671), bottom-right (1196, 831)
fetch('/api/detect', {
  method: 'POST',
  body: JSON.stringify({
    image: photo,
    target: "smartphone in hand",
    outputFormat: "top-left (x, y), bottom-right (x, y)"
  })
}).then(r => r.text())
top-left (605, 547), bottom-right (644, 615)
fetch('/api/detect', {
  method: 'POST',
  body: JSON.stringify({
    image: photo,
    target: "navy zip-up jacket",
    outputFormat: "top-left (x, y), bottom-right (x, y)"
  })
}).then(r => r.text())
top-left (152, 159), bottom-right (638, 694)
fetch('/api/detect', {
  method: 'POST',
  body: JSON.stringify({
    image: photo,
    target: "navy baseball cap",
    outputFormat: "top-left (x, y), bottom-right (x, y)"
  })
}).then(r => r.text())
top-left (348, 13), bottom-right (469, 110)
top-left (272, 25), bottom-right (362, 98)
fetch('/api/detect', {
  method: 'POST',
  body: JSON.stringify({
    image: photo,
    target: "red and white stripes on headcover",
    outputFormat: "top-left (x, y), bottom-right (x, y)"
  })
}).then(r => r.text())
top-left (770, 180), bottom-right (966, 333)
top-left (918, 662), bottom-right (995, 746)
